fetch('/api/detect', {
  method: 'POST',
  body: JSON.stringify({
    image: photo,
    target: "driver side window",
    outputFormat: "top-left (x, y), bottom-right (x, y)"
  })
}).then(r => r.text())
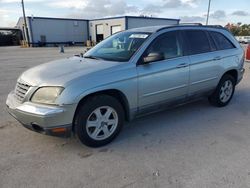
top-left (146, 31), bottom-right (183, 60)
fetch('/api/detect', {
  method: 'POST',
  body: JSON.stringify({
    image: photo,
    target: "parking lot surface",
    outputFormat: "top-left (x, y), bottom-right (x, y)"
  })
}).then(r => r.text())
top-left (0, 46), bottom-right (250, 188)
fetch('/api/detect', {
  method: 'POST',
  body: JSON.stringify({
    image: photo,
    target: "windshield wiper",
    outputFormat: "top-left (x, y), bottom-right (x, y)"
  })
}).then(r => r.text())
top-left (83, 55), bottom-right (100, 60)
top-left (74, 53), bottom-right (84, 57)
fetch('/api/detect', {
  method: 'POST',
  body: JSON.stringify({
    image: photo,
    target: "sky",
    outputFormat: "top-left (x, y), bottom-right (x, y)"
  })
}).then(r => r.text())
top-left (0, 0), bottom-right (249, 27)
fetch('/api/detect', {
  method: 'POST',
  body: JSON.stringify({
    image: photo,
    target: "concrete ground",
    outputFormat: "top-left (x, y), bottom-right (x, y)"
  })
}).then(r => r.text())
top-left (0, 46), bottom-right (250, 188)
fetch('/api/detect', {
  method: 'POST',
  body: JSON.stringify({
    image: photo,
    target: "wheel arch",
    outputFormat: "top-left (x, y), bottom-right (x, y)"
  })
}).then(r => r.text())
top-left (72, 89), bottom-right (130, 132)
top-left (222, 69), bottom-right (238, 83)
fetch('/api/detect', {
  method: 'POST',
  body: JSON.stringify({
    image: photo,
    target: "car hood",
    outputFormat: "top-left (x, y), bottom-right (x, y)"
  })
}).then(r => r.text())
top-left (20, 56), bottom-right (122, 86)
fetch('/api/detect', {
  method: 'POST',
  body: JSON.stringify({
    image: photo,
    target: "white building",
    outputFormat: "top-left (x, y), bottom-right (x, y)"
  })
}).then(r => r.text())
top-left (89, 16), bottom-right (180, 43)
top-left (16, 17), bottom-right (89, 46)
top-left (16, 16), bottom-right (180, 46)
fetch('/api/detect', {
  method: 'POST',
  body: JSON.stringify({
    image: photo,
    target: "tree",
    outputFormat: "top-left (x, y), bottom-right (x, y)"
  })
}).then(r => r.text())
top-left (225, 23), bottom-right (250, 36)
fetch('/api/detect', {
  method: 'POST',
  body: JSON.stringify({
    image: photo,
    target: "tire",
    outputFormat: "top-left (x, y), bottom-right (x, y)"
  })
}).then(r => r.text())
top-left (74, 95), bottom-right (124, 147)
top-left (208, 74), bottom-right (236, 107)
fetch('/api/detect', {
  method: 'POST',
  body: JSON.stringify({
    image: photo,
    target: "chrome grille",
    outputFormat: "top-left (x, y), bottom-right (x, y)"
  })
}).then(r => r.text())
top-left (14, 81), bottom-right (30, 102)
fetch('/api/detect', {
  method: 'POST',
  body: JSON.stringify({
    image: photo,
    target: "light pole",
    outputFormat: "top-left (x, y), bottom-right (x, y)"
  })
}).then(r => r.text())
top-left (21, 0), bottom-right (30, 46)
top-left (206, 0), bottom-right (211, 25)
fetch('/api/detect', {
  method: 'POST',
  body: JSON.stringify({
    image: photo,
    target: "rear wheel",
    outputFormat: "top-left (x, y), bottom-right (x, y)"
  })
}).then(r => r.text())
top-left (74, 95), bottom-right (124, 147)
top-left (208, 74), bottom-right (236, 107)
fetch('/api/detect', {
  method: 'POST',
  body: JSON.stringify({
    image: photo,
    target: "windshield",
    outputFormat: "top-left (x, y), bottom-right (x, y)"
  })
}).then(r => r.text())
top-left (84, 32), bottom-right (151, 62)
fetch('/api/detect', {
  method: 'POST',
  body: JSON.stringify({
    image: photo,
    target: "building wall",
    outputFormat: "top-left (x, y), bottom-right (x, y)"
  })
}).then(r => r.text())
top-left (89, 18), bottom-right (126, 43)
top-left (127, 17), bottom-right (179, 29)
top-left (29, 18), bottom-right (88, 45)
top-left (16, 17), bottom-right (32, 43)
top-left (16, 16), bottom-right (180, 46)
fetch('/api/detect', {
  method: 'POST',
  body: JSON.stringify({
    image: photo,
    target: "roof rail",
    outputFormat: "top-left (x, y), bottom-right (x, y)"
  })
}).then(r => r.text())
top-left (204, 25), bottom-right (229, 31)
top-left (156, 24), bottom-right (228, 33)
top-left (156, 23), bottom-right (203, 32)
top-left (205, 25), bottom-right (223, 28)
top-left (178, 23), bottom-right (203, 26)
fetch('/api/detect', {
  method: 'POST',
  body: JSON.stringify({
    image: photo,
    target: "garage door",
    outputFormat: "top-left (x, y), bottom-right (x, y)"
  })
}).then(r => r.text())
top-left (111, 25), bottom-right (121, 35)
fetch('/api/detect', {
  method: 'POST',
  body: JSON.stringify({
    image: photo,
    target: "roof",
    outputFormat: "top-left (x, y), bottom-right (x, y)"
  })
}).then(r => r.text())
top-left (126, 24), bottom-right (226, 33)
top-left (26, 16), bottom-right (89, 22)
top-left (17, 15), bottom-right (179, 23)
top-left (90, 16), bottom-right (180, 22)
top-left (127, 25), bottom-right (173, 33)
top-left (0, 27), bottom-right (21, 31)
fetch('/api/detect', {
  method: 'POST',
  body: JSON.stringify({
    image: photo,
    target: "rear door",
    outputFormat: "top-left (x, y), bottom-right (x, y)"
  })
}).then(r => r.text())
top-left (183, 29), bottom-right (221, 95)
top-left (209, 30), bottom-right (238, 75)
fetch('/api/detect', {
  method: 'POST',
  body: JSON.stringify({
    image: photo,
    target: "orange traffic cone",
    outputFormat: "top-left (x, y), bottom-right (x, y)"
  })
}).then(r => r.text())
top-left (246, 43), bottom-right (250, 62)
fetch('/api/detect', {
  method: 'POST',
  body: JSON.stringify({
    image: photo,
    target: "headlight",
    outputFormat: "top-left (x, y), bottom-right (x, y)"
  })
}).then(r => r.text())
top-left (31, 87), bottom-right (64, 104)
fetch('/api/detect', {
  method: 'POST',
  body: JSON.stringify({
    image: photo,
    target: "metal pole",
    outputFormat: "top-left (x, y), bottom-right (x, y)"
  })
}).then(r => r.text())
top-left (206, 0), bottom-right (211, 25)
top-left (21, 0), bottom-right (30, 46)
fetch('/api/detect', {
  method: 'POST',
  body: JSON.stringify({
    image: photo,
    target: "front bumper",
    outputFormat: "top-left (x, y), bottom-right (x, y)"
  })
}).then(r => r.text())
top-left (6, 91), bottom-right (77, 137)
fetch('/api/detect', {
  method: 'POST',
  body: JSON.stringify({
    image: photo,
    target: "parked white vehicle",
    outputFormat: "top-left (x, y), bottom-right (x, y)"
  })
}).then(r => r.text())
top-left (237, 36), bottom-right (250, 44)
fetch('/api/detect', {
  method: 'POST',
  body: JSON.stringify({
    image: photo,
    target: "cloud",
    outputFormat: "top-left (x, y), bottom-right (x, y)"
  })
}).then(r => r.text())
top-left (61, 0), bottom-right (200, 20)
top-left (180, 16), bottom-right (205, 22)
top-left (181, 0), bottom-right (200, 7)
top-left (210, 10), bottom-right (226, 20)
top-left (47, 0), bottom-right (139, 19)
top-left (231, 10), bottom-right (249, 16)
top-left (142, 0), bottom-right (199, 15)
top-left (0, 0), bottom-right (201, 24)
top-left (0, 8), bottom-right (19, 26)
top-left (0, 0), bottom-right (44, 2)
top-left (163, 0), bottom-right (183, 8)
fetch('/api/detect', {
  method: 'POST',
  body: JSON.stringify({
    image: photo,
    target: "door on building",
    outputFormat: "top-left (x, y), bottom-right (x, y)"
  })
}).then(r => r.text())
top-left (96, 24), bottom-right (104, 43)
top-left (39, 35), bottom-right (46, 46)
top-left (111, 25), bottom-right (122, 35)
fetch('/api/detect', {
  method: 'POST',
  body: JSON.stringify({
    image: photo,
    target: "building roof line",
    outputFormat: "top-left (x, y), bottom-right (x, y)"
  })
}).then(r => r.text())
top-left (0, 27), bottom-right (21, 30)
top-left (21, 15), bottom-right (180, 22)
top-left (26, 16), bottom-right (89, 21)
top-left (90, 15), bottom-right (180, 21)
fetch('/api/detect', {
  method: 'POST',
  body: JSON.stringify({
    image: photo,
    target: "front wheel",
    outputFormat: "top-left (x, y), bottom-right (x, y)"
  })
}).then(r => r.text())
top-left (74, 95), bottom-right (124, 147)
top-left (208, 74), bottom-right (236, 107)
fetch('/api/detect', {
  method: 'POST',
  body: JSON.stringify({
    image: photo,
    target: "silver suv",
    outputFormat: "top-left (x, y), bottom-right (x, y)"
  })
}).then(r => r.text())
top-left (6, 25), bottom-right (245, 147)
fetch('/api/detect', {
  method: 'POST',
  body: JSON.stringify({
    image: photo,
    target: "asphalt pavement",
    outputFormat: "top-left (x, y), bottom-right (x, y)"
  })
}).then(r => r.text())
top-left (0, 46), bottom-right (250, 188)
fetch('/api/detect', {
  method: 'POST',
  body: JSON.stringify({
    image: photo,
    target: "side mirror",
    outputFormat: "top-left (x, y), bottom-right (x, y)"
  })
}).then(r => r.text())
top-left (143, 52), bottom-right (164, 64)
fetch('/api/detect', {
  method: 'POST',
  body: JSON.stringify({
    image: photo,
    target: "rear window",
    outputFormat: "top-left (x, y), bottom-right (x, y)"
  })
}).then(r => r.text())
top-left (210, 31), bottom-right (235, 50)
top-left (185, 30), bottom-right (211, 55)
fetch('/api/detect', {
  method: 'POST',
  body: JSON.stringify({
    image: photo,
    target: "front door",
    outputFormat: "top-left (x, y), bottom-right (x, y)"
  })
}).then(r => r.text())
top-left (137, 31), bottom-right (190, 110)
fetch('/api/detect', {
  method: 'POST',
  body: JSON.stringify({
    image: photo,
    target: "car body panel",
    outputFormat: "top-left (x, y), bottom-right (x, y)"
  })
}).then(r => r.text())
top-left (188, 51), bottom-right (222, 95)
top-left (20, 56), bottom-right (124, 87)
top-left (137, 56), bottom-right (190, 108)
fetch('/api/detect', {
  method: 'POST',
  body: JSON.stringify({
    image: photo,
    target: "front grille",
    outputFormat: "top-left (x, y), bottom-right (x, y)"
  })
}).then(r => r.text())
top-left (14, 81), bottom-right (31, 102)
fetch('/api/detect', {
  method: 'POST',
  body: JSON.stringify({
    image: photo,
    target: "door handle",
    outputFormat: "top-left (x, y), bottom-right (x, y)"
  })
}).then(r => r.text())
top-left (213, 56), bottom-right (222, 61)
top-left (176, 63), bottom-right (188, 68)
